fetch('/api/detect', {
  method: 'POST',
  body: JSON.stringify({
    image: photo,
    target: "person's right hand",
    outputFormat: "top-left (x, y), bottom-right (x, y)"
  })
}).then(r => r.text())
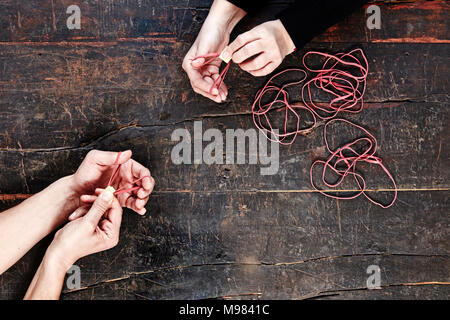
top-left (182, 0), bottom-right (245, 103)
top-left (46, 189), bottom-right (123, 269)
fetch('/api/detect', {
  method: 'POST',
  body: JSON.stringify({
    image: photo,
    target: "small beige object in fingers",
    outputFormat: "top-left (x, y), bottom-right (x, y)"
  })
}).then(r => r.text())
top-left (105, 186), bottom-right (116, 194)
top-left (219, 50), bottom-right (232, 63)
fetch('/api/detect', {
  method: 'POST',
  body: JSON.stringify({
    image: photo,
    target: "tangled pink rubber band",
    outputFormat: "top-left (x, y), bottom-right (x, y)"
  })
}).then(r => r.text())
top-left (251, 49), bottom-right (396, 208)
top-left (310, 119), bottom-right (397, 208)
top-left (251, 49), bottom-right (368, 146)
top-left (301, 49), bottom-right (368, 119)
top-left (252, 68), bottom-right (317, 145)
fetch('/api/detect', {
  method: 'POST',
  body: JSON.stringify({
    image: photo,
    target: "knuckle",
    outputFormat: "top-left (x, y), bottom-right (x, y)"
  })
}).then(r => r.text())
top-left (95, 201), bottom-right (109, 213)
top-left (112, 236), bottom-right (119, 247)
top-left (84, 218), bottom-right (97, 230)
top-left (236, 35), bottom-right (244, 45)
top-left (86, 149), bottom-right (98, 159)
top-left (54, 229), bottom-right (63, 239)
top-left (242, 46), bottom-right (250, 57)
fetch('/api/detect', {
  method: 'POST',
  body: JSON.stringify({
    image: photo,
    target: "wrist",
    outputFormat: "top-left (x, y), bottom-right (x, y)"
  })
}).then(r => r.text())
top-left (206, 0), bottom-right (246, 35)
top-left (274, 19), bottom-right (296, 57)
top-left (45, 245), bottom-right (75, 273)
top-left (42, 248), bottom-right (73, 275)
top-left (59, 174), bottom-right (80, 206)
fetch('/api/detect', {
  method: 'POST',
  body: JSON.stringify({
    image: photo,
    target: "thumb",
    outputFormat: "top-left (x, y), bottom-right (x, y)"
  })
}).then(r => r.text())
top-left (191, 57), bottom-right (205, 68)
top-left (84, 189), bottom-right (114, 227)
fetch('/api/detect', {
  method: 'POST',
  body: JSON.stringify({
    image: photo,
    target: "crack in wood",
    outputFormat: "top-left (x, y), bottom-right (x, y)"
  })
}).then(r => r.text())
top-left (61, 252), bottom-right (449, 296)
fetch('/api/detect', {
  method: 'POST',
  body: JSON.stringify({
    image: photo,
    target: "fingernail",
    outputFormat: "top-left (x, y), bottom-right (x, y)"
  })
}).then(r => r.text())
top-left (69, 211), bottom-right (77, 220)
top-left (212, 88), bottom-right (219, 95)
top-left (101, 189), bottom-right (114, 202)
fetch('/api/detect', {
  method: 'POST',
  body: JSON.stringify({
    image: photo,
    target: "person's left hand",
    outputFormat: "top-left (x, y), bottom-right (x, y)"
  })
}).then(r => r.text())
top-left (221, 20), bottom-right (296, 77)
top-left (46, 189), bottom-right (123, 270)
top-left (70, 150), bottom-right (155, 215)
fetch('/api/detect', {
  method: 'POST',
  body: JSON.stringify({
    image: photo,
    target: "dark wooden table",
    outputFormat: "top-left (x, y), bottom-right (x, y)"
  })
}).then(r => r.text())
top-left (0, 0), bottom-right (448, 299)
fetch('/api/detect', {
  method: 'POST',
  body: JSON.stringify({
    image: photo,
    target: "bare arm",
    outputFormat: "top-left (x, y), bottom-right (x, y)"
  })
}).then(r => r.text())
top-left (23, 252), bottom-right (67, 300)
top-left (0, 150), bottom-right (155, 276)
top-left (0, 175), bottom-right (78, 275)
top-left (24, 189), bottom-right (122, 300)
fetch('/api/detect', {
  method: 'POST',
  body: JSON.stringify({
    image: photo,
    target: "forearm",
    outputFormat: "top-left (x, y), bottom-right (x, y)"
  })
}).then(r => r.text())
top-left (204, 0), bottom-right (246, 35)
top-left (0, 175), bottom-right (78, 274)
top-left (24, 251), bottom-right (68, 300)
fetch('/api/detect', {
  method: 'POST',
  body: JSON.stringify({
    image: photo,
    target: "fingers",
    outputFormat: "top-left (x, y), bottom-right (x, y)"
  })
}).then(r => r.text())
top-left (183, 46), bottom-right (228, 103)
top-left (106, 198), bottom-right (123, 230)
top-left (183, 57), bottom-right (220, 96)
top-left (131, 161), bottom-right (155, 199)
top-left (239, 52), bottom-right (269, 72)
top-left (190, 56), bottom-right (205, 69)
top-left (84, 189), bottom-right (115, 228)
top-left (80, 194), bottom-right (97, 203)
top-left (248, 62), bottom-right (276, 77)
top-left (68, 205), bottom-right (90, 221)
top-left (125, 196), bottom-right (147, 215)
top-left (86, 150), bottom-right (132, 166)
top-left (232, 40), bottom-right (263, 64)
top-left (222, 31), bottom-right (258, 61)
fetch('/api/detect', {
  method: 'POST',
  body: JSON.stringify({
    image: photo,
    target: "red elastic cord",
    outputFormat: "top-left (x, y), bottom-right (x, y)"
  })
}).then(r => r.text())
top-left (252, 49), bottom-right (368, 145)
top-left (251, 49), bottom-right (396, 208)
top-left (191, 52), bottom-right (231, 94)
top-left (309, 119), bottom-right (397, 209)
top-left (301, 49), bottom-right (368, 119)
top-left (107, 152), bottom-right (150, 196)
top-left (252, 68), bottom-right (315, 145)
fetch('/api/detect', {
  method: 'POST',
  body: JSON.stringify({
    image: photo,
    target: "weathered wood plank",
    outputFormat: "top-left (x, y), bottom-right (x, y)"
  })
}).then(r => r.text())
top-left (0, 100), bottom-right (448, 196)
top-left (0, 1), bottom-right (448, 43)
top-left (58, 254), bottom-right (450, 300)
top-left (0, 43), bottom-right (448, 151)
top-left (0, 0), bottom-right (448, 301)
top-left (0, 190), bottom-right (448, 299)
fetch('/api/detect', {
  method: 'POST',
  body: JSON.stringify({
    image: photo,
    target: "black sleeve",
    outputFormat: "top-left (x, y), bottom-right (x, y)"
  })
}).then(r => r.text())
top-left (276, 0), bottom-right (369, 49)
top-left (226, 0), bottom-right (268, 15)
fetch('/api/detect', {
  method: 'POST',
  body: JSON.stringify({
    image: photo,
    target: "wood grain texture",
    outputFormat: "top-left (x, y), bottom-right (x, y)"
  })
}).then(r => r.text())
top-left (0, 1), bottom-right (448, 43)
top-left (0, 43), bottom-right (448, 151)
top-left (0, 0), bottom-right (448, 300)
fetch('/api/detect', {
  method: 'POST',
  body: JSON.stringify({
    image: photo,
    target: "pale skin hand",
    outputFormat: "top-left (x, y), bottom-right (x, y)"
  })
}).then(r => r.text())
top-left (24, 189), bottom-right (122, 300)
top-left (221, 20), bottom-right (296, 77)
top-left (182, 0), bottom-right (246, 103)
top-left (72, 150), bottom-right (155, 215)
top-left (0, 149), bottom-right (154, 275)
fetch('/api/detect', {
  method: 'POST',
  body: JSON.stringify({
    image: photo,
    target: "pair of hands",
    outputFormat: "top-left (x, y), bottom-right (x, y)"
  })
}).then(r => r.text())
top-left (182, 0), bottom-right (295, 103)
top-left (47, 150), bottom-right (155, 270)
